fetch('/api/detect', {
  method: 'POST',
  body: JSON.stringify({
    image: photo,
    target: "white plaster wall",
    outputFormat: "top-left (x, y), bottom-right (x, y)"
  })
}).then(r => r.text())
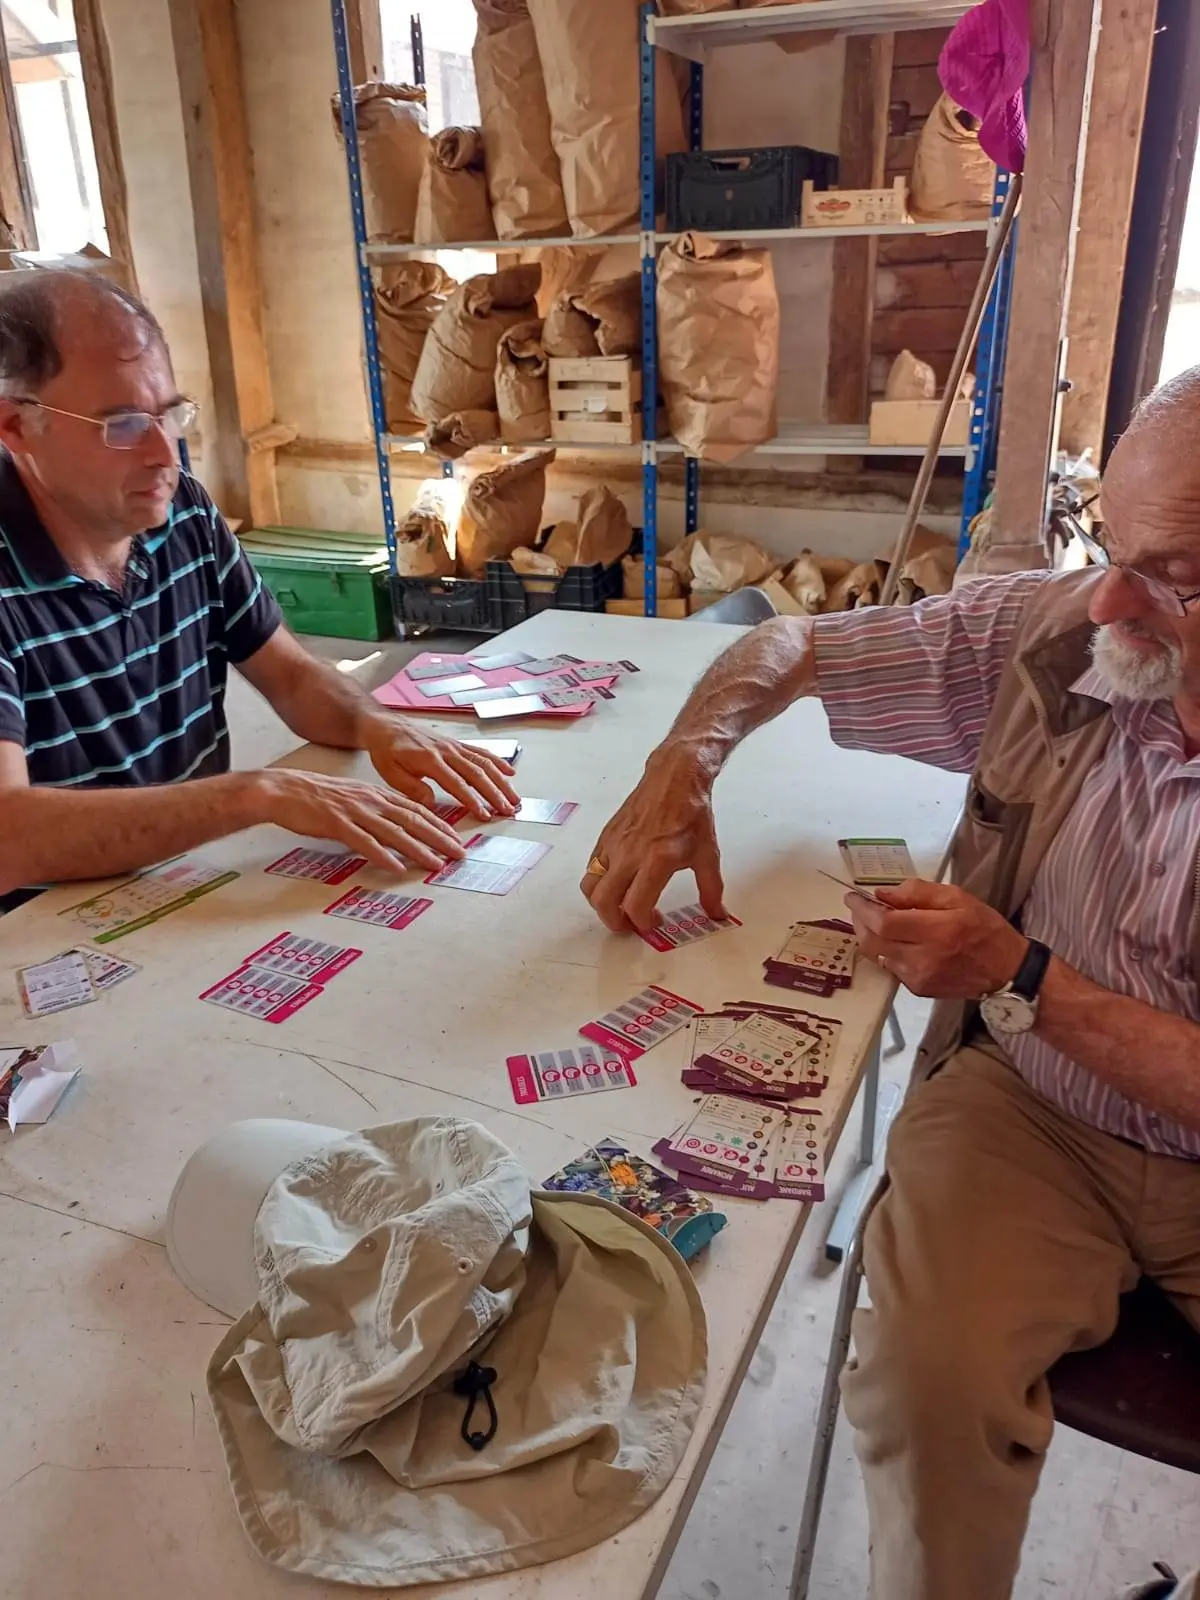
top-left (103, 0), bottom-right (216, 487)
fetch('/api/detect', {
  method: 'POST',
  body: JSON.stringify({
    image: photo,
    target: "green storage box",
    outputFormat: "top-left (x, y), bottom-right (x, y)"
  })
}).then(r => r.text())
top-left (241, 526), bottom-right (392, 642)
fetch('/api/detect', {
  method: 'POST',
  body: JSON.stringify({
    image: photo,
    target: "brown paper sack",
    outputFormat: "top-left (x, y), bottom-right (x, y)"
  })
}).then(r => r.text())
top-left (910, 95), bottom-right (996, 222)
top-left (423, 410), bottom-right (500, 459)
top-left (472, 0), bottom-right (568, 239)
top-left (410, 264), bottom-right (541, 422)
top-left (657, 233), bottom-right (780, 461)
top-left (658, 0), bottom-right (730, 11)
top-left (414, 126), bottom-right (495, 245)
top-left (511, 545), bottom-right (562, 576)
top-left (395, 481), bottom-right (460, 579)
top-left (622, 554), bottom-right (682, 600)
top-left (458, 448), bottom-right (556, 579)
top-left (495, 320), bottom-right (550, 443)
top-left (570, 274), bottom-right (641, 356)
top-left (542, 293), bottom-right (601, 358)
top-left (533, 246), bottom-right (599, 317)
top-left (884, 349), bottom-right (937, 402)
top-left (375, 261), bottom-right (455, 435)
top-left (666, 531), bottom-right (778, 594)
top-left (823, 559), bottom-right (889, 612)
top-left (777, 551), bottom-right (826, 614)
top-left (527, 0), bottom-right (686, 237)
top-left (331, 83), bottom-right (428, 243)
top-left (544, 485), bottom-right (632, 568)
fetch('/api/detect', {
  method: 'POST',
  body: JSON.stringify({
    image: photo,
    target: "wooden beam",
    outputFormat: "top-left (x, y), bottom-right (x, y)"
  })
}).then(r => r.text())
top-left (346, 0), bottom-right (384, 82)
top-left (168, 0), bottom-right (282, 529)
top-left (73, 0), bottom-right (136, 287)
top-left (984, 0), bottom-right (1103, 571)
top-left (826, 33), bottom-right (895, 437)
top-left (0, 23), bottom-right (34, 249)
top-left (1060, 0), bottom-right (1156, 461)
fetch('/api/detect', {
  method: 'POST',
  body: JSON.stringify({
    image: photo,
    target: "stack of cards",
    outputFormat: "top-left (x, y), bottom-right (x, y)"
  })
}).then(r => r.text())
top-left (200, 931), bottom-right (361, 1024)
top-left (580, 984), bottom-right (704, 1062)
top-left (682, 1001), bottom-right (840, 1102)
top-left (425, 833), bottom-right (550, 896)
top-left (372, 651), bottom-right (634, 722)
top-left (542, 1137), bottom-right (727, 1262)
top-left (640, 902), bottom-right (741, 954)
top-left (15, 945), bottom-right (142, 1018)
top-left (764, 918), bottom-right (857, 996)
top-left (653, 1095), bottom-right (827, 1204)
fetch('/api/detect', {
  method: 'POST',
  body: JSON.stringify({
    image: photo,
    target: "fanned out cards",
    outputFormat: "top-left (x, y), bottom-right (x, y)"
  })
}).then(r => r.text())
top-left (653, 1094), bottom-right (827, 1204)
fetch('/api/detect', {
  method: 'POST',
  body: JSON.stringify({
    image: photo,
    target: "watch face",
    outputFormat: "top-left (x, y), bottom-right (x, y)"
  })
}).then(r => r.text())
top-left (981, 992), bottom-right (1037, 1035)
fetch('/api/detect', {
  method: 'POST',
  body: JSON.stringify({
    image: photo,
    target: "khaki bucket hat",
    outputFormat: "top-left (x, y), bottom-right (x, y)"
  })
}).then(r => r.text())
top-left (170, 1116), bottom-right (707, 1587)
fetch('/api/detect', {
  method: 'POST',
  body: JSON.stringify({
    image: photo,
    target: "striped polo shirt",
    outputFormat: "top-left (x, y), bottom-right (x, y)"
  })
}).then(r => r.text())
top-left (814, 570), bottom-right (1200, 1160)
top-left (0, 455), bottom-right (281, 787)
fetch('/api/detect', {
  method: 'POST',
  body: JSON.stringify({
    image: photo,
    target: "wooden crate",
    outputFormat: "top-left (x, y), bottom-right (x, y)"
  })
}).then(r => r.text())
top-left (868, 397), bottom-right (971, 448)
top-left (606, 597), bottom-right (688, 619)
top-left (801, 176), bottom-right (909, 229)
top-left (549, 356), bottom-right (641, 445)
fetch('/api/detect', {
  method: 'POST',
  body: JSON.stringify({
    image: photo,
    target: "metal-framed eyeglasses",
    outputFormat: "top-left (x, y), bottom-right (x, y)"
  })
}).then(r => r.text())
top-left (15, 397), bottom-right (198, 451)
top-left (1062, 509), bottom-right (1200, 619)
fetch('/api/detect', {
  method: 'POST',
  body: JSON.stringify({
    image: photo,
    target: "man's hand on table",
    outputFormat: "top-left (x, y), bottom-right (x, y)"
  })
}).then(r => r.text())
top-left (364, 716), bottom-right (520, 819)
top-left (581, 747), bottom-right (727, 933)
top-left (255, 769), bottom-right (470, 875)
top-left (846, 879), bottom-right (1028, 999)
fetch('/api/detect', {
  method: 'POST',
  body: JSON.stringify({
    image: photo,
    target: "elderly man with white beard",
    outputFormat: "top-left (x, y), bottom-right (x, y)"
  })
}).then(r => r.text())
top-left (578, 367), bottom-right (1200, 1600)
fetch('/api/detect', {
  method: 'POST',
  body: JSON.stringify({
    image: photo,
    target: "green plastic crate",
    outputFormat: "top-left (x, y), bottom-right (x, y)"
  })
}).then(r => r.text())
top-left (242, 526), bottom-right (392, 642)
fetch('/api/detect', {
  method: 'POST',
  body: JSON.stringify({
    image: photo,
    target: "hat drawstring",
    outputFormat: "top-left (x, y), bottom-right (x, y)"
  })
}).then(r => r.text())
top-left (453, 1362), bottom-right (499, 1451)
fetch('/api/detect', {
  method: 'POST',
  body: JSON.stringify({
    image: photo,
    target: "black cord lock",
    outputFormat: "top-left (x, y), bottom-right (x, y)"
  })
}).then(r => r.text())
top-left (453, 1361), bottom-right (499, 1452)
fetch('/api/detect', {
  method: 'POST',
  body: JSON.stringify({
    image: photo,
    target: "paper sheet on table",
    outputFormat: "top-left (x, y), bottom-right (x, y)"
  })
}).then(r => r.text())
top-left (0, 1040), bottom-right (81, 1131)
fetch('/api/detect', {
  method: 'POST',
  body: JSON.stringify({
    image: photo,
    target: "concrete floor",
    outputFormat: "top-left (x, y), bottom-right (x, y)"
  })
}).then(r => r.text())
top-left (227, 633), bottom-right (1199, 1600)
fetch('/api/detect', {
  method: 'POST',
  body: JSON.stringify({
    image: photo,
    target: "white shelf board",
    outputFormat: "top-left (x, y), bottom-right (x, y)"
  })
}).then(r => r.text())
top-left (365, 233), bottom-right (639, 260)
top-left (387, 425), bottom-right (966, 460)
top-left (655, 220), bottom-right (989, 243)
top-left (649, 0), bottom-right (975, 60)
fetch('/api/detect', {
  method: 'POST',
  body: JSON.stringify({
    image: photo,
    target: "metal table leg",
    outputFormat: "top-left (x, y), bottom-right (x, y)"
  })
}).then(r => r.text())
top-left (823, 1035), bottom-right (902, 1264)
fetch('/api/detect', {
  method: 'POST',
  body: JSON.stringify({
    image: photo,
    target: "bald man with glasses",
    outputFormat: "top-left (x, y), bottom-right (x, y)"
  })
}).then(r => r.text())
top-left (0, 269), bottom-right (517, 907)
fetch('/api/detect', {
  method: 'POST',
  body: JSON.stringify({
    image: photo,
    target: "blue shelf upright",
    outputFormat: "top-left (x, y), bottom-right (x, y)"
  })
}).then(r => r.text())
top-left (638, 2), bottom-right (659, 618)
top-left (330, 0), bottom-right (399, 571)
top-left (959, 168), bottom-right (1017, 556)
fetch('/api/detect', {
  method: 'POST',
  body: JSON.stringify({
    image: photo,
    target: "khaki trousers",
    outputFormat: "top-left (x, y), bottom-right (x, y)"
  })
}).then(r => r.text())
top-left (840, 1042), bottom-right (1200, 1600)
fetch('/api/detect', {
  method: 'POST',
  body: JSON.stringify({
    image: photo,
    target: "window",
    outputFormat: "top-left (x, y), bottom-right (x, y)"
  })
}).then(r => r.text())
top-left (380, 0), bottom-right (479, 133)
top-left (1, 0), bottom-right (107, 252)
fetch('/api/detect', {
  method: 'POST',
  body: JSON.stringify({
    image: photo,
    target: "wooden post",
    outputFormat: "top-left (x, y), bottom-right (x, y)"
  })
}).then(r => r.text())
top-left (73, 0), bottom-right (136, 287)
top-left (982, 0), bottom-right (1103, 572)
top-left (826, 33), bottom-right (895, 451)
top-left (168, 0), bottom-right (283, 529)
top-left (346, 0), bottom-right (385, 82)
top-left (0, 22), bottom-right (34, 249)
top-left (1060, 0), bottom-right (1156, 462)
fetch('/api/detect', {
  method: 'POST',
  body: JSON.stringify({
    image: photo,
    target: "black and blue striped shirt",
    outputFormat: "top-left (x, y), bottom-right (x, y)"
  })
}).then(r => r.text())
top-left (0, 457), bottom-right (281, 788)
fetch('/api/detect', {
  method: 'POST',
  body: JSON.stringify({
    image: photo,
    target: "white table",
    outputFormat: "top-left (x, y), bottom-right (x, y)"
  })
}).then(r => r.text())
top-left (0, 611), bottom-right (964, 1600)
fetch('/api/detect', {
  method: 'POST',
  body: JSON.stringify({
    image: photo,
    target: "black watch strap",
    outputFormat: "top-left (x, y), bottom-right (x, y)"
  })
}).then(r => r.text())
top-left (1010, 938), bottom-right (1051, 1001)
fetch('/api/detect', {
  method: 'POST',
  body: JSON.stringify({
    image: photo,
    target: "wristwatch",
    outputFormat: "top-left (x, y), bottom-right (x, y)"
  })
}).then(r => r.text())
top-left (979, 939), bottom-right (1052, 1035)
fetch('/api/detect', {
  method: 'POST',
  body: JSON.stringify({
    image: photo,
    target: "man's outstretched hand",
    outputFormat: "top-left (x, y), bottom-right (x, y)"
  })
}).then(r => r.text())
top-left (580, 749), bottom-right (726, 933)
top-left (365, 718), bottom-right (519, 819)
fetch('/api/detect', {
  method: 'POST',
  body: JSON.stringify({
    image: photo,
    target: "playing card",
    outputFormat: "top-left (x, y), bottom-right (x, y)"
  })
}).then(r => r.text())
top-left (423, 833), bottom-right (548, 896)
top-left (570, 660), bottom-right (637, 681)
top-left (414, 673), bottom-right (486, 699)
top-left (474, 695), bottom-right (547, 720)
top-left (640, 902), bottom-right (742, 953)
top-left (18, 951), bottom-right (97, 1018)
top-left (506, 1044), bottom-right (637, 1106)
top-left (465, 834), bottom-right (550, 868)
top-left (693, 1011), bottom-right (826, 1096)
top-left (516, 655), bottom-right (583, 676)
top-left (514, 797), bottom-right (578, 825)
top-left (467, 650), bottom-right (533, 671)
top-left (538, 689), bottom-right (597, 710)
top-left (580, 984), bottom-right (703, 1061)
top-left (324, 887), bottom-right (434, 930)
top-left (404, 657), bottom-right (472, 681)
top-left (449, 685), bottom-right (518, 706)
top-left (508, 673), bottom-right (578, 695)
top-left (838, 837), bottom-right (916, 885)
top-left (70, 945), bottom-right (141, 991)
top-left (241, 932), bottom-right (361, 984)
top-left (656, 1095), bottom-right (784, 1198)
top-left (199, 964), bottom-right (323, 1023)
top-left (775, 1109), bottom-right (827, 1202)
top-left (265, 846), bottom-right (367, 885)
top-left (542, 1138), bottom-right (724, 1261)
top-left (432, 799), bottom-right (468, 824)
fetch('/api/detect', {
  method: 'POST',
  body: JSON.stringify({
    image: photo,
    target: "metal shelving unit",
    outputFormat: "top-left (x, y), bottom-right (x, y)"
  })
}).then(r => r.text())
top-left (331, 0), bottom-right (1015, 621)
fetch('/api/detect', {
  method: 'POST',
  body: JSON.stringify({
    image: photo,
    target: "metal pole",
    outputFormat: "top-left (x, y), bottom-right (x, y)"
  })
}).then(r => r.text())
top-left (639, 2), bottom-right (658, 618)
top-left (879, 171), bottom-right (1022, 606)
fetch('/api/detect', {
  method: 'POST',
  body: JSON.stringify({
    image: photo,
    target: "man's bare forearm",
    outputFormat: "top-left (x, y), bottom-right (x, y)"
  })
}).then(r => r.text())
top-left (244, 642), bottom-right (390, 752)
top-left (0, 772), bottom-right (273, 893)
top-left (1035, 957), bottom-right (1200, 1132)
top-left (650, 615), bottom-right (818, 786)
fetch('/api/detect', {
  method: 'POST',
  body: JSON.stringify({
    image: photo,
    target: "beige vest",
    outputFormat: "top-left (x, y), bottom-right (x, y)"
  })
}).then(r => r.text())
top-left (916, 568), bottom-right (1200, 1079)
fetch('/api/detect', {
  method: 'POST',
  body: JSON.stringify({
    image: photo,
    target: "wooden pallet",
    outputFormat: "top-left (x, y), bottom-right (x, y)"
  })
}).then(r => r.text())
top-left (549, 356), bottom-right (642, 445)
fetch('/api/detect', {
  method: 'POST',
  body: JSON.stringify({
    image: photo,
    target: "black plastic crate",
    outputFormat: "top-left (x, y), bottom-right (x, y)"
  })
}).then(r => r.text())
top-left (665, 146), bottom-right (839, 232)
top-left (486, 558), bottom-right (624, 632)
top-left (392, 573), bottom-right (496, 637)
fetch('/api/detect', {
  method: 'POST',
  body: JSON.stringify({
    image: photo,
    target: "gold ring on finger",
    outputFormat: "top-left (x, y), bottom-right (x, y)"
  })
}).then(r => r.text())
top-left (585, 855), bottom-right (608, 878)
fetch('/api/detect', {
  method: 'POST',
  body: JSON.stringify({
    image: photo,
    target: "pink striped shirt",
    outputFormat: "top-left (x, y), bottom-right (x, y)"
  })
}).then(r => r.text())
top-left (814, 571), bottom-right (1200, 1159)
